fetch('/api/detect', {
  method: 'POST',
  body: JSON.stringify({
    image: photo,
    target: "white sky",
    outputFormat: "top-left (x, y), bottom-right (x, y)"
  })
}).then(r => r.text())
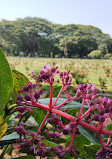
top-left (0, 0), bottom-right (112, 36)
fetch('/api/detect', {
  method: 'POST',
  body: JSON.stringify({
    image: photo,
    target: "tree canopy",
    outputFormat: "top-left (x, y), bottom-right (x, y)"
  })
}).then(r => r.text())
top-left (0, 17), bottom-right (112, 58)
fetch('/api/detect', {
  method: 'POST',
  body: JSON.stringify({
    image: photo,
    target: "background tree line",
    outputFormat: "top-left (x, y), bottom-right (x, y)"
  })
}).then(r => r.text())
top-left (0, 17), bottom-right (112, 58)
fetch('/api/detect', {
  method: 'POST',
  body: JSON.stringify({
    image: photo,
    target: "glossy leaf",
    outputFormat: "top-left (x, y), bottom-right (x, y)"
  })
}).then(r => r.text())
top-left (1, 132), bottom-right (19, 140)
top-left (83, 144), bottom-right (101, 159)
top-left (44, 139), bottom-right (59, 147)
top-left (12, 69), bottom-right (30, 104)
top-left (39, 98), bottom-right (88, 109)
top-left (0, 115), bottom-right (7, 139)
top-left (0, 48), bottom-right (13, 115)
top-left (32, 108), bottom-right (46, 125)
top-left (78, 125), bottom-right (100, 144)
top-left (0, 132), bottom-right (19, 146)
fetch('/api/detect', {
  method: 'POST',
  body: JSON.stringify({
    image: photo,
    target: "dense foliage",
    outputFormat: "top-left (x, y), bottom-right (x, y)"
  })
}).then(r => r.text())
top-left (0, 17), bottom-right (112, 58)
top-left (1, 48), bottom-right (112, 159)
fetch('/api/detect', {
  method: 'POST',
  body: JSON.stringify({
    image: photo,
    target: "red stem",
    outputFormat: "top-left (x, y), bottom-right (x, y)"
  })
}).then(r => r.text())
top-left (51, 108), bottom-right (75, 121)
top-left (54, 99), bottom-right (69, 109)
top-left (69, 125), bottom-right (77, 148)
top-left (53, 85), bottom-right (64, 107)
top-left (78, 99), bottom-right (85, 119)
top-left (49, 81), bottom-right (53, 108)
top-left (33, 102), bottom-right (50, 111)
top-left (80, 108), bottom-right (91, 120)
top-left (37, 111), bottom-right (50, 133)
top-left (99, 134), bottom-right (104, 149)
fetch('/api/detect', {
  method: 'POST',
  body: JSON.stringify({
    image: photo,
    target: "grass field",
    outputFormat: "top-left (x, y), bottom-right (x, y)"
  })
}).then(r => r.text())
top-left (7, 57), bottom-right (112, 92)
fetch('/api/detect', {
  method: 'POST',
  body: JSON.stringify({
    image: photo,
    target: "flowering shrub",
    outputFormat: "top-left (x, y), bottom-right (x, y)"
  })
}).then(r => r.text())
top-left (13, 64), bottom-right (112, 159)
top-left (0, 48), bottom-right (112, 159)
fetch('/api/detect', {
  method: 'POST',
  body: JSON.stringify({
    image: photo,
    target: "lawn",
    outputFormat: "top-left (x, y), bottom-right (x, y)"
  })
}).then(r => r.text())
top-left (7, 57), bottom-right (112, 92)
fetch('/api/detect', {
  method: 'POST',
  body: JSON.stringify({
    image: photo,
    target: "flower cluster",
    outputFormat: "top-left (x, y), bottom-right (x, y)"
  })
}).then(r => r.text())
top-left (15, 65), bottom-right (112, 159)
top-left (16, 82), bottom-right (43, 117)
top-left (36, 64), bottom-right (59, 83)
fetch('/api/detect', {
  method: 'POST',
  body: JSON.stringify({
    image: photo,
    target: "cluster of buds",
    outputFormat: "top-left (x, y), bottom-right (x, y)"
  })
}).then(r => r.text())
top-left (15, 65), bottom-right (112, 159)
top-left (16, 82), bottom-right (43, 117)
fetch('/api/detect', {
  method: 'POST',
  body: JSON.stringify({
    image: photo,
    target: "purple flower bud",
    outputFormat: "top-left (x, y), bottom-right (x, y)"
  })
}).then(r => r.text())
top-left (24, 141), bottom-right (30, 147)
top-left (40, 70), bottom-right (44, 75)
top-left (50, 132), bottom-right (56, 138)
top-left (16, 100), bottom-right (22, 105)
top-left (44, 129), bottom-right (48, 133)
top-left (42, 73), bottom-right (46, 79)
top-left (63, 72), bottom-right (66, 76)
top-left (42, 153), bottom-right (46, 158)
top-left (63, 128), bottom-right (70, 135)
top-left (56, 70), bottom-right (59, 73)
top-left (60, 72), bottom-right (63, 76)
top-left (15, 126), bottom-right (18, 132)
top-left (48, 118), bottom-right (53, 124)
top-left (70, 122), bottom-right (76, 128)
top-left (93, 114), bottom-right (99, 121)
top-left (67, 85), bottom-right (70, 90)
top-left (99, 110), bottom-right (104, 116)
top-left (22, 86), bottom-right (29, 92)
top-left (27, 82), bottom-right (32, 88)
top-left (40, 142), bottom-right (45, 147)
top-left (37, 149), bottom-right (42, 156)
top-left (34, 93), bottom-right (40, 99)
top-left (17, 106), bottom-right (24, 113)
top-left (18, 126), bottom-right (24, 132)
top-left (25, 95), bottom-right (31, 101)
top-left (79, 84), bottom-right (83, 90)
top-left (31, 132), bottom-right (36, 137)
top-left (69, 150), bottom-right (74, 156)
top-left (43, 148), bottom-right (47, 153)
top-left (34, 138), bottom-right (39, 144)
top-left (32, 84), bottom-right (37, 88)
top-left (51, 68), bottom-right (56, 72)
top-left (58, 145), bottom-right (63, 149)
top-left (59, 152), bottom-right (65, 158)
top-left (38, 89), bottom-right (43, 95)
top-left (65, 75), bottom-right (69, 80)
top-left (17, 94), bottom-right (23, 101)
top-left (29, 146), bottom-right (34, 153)
top-left (48, 146), bottom-right (53, 151)
top-left (40, 136), bottom-right (45, 140)
top-left (51, 113), bottom-right (57, 118)
top-left (99, 116), bottom-right (105, 122)
top-left (53, 146), bottom-right (59, 154)
top-left (103, 97), bottom-right (108, 103)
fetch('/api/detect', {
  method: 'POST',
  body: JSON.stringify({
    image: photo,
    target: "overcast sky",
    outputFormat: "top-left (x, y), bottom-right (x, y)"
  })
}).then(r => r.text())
top-left (0, 0), bottom-right (112, 36)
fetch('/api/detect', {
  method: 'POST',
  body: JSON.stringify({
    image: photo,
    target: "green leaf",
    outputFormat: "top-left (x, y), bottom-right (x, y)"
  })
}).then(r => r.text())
top-left (83, 144), bottom-right (101, 159)
top-left (0, 48), bottom-right (13, 115)
top-left (0, 139), bottom-right (16, 146)
top-left (0, 132), bottom-right (19, 146)
top-left (44, 139), bottom-right (59, 147)
top-left (1, 132), bottom-right (19, 140)
top-left (78, 125), bottom-right (100, 144)
top-left (12, 69), bottom-right (30, 104)
top-left (65, 134), bottom-right (90, 159)
top-left (32, 108), bottom-right (46, 125)
top-left (0, 115), bottom-right (7, 139)
top-left (39, 98), bottom-right (88, 109)
top-left (67, 108), bottom-right (79, 117)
